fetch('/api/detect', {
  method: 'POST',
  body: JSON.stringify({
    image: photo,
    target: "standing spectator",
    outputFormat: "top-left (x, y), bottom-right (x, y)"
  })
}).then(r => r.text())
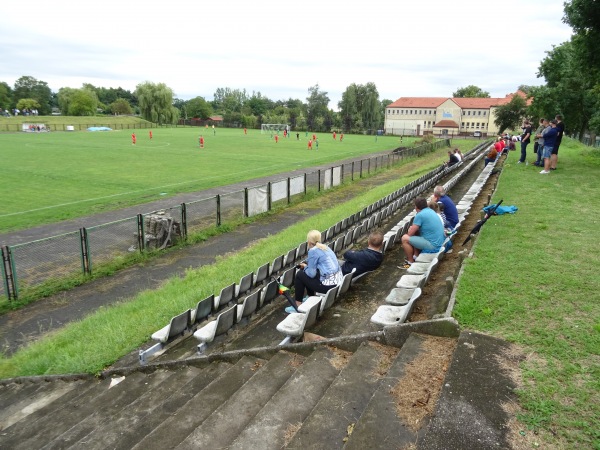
top-left (551, 115), bottom-right (565, 170)
top-left (432, 185), bottom-right (459, 229)
top-left (532, 118), bottom-right (545, 165)
top-left (401, 198), bottom-right (445, 268)
top-left (291, 230), bottom-right (342, 312)
top-left (518, 120), bottom-right (532, 163)
top-left (540, 120), bottom-right (558, 174)
top-left (341, 231), bottom-right (384, 276)
top-left (131, 133), bottom-right (136, 145)
top-left (534, 119), bottom-right (549, 167)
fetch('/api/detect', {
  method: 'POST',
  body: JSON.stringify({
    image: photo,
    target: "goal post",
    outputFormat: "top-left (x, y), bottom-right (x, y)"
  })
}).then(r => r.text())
top-left (260, 124), bottom-right (289, 134)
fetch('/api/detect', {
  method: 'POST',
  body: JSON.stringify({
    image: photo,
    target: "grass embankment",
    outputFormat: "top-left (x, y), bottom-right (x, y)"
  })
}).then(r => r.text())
top-left (454, 138), bottom-right (600, 449)
top-left (0, 124), bottom-right (409, 233)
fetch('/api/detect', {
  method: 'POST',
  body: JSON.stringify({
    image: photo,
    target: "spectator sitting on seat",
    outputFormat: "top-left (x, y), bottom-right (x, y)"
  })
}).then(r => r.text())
top-left (453, 148), bottom-right (463, 161)
top-left (341, 230), bottom-right (384, 276)
top-left (445, 150), bottom-right (459, 167)
top-left (432, 185), bottom-right (459, 230)
top-left (290, 229), bottom-right (342, 312)
top-left (485, 145), bottom-right (498, 167)
top-left (401, 197), bottom-right (445, 268)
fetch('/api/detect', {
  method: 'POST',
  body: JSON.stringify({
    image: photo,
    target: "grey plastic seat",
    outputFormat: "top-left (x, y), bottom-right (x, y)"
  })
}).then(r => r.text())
top-left (214, 283), bottom-right (236, 310)
top-left (236, 290), bottom-right (260, 322)
top-left (260, 280), bottom-right (279, 306)
top-left (254, 262), bottom-right (270, 286)
top-left (191, 295), bottom-right (214, 323)
top-left (235, 272), bottom-right (254, 298)
top-left (284, 248), bottom-right (297, 267)
top-left (151, 309), bottom-right (191, 344)
top-left (269, 254), bottom-right (285, 276)
top-left (278, 266), bottom-right (296, 288)
top-left (300, 286), bottom-right (339, 316)
top-left (337, 269), bottom-right (355, 296)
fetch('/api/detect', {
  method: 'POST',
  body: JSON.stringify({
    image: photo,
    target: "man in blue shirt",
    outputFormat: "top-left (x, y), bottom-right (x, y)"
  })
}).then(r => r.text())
top-left (432, 185), bottom-right (458, 229)
top-left (540, 120), bottom-right (558, 174)
top-left (401, 198), bottom-right (445, 268)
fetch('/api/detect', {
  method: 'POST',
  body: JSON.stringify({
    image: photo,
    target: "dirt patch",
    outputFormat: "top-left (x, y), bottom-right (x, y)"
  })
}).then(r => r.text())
top-left (390, 334), bottom-right (457, 431)
top-left (368, 340), bottom-right (401, 379)
top-left (327, 345), bottom-right (354, 370)
top-left (283, 422), bottom-right (302, 446)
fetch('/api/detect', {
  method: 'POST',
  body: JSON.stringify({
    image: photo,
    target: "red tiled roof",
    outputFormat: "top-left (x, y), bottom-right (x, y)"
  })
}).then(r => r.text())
top-left (209, 115), bottom-right (223, 121)
top-left (433, 120), bottom-right (459, 128)
top-left (387, 98), bottom-right (447, 108)
top-left (452, 97), bottom-right (503, 108)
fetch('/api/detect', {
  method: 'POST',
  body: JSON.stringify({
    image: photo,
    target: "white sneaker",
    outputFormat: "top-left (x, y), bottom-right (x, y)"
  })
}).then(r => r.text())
top-left (517, 161), bottom-right (523, 164)
top-left (539, 170), bottom-right (549, 174)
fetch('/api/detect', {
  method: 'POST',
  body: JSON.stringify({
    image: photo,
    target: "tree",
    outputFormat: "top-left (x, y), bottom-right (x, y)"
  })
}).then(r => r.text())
top-left (13, 76), bottom-right (52, 114)
top-left (338, 84), bottom-right (359, 131)
top-left (186, 96), bottom-right (213, 119)
top-left (494, 95), bottom-right (527, 133)
top-left (563, 0), bottom-right (600, 75)
top-left (68, 89), bottom-right (98, 116)
top-left (339, 82), bottom-right (382, 132)
top-left (16, 98), bottom-right (40, 112)
top-left (109, 98), bottom-right (133, 115)
top-left (0, 82), bottom-right (12, 110)
top-left (134, 81), bottom-right (179, 124)
top-left (57, 87), bottom-right (78, 115)
top-left (453, 85), bottom-right (490, 98)
top-left (306, 84), bottom-right (330, 131)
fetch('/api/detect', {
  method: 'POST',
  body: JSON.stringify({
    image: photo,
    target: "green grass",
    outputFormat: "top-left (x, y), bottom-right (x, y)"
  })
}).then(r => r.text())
top-left (0, 124), bottom-right (410, 233)
top-left (454, 138), bottom-right (600, 449)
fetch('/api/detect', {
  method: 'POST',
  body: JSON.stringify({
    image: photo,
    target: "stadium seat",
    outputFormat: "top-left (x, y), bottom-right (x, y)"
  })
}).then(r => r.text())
top-left (269, 254), bottom-right (285, 276)
top-left (191, 295), bottom-right (214, 322)
top-left (371, 288), bottom-right (422, 327)
top-left (254, 262), bottom-right (270, 286)
top-left (276, 296), bottom-right (322, 345)
top-left (139, 309), bottom-right (192, 364)
top-left (214, 283), bottom-right (236, 310)
top-left (237, 290), bottom-right (260, 322)
top-left (235, 272), bottom-right (254, 298)
top-left (194, 305), bottom-right (237, 353)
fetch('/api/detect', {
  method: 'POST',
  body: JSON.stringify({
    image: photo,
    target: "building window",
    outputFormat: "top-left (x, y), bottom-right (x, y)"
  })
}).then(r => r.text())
top-left (478, 111), bottom-right (481, 115)
top-left (483, 111), bottom-right (487, 116)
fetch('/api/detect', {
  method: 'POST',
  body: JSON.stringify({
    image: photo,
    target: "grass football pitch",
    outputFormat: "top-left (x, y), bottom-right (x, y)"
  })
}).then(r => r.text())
top-left (0, 127), bottom-right (406, 234)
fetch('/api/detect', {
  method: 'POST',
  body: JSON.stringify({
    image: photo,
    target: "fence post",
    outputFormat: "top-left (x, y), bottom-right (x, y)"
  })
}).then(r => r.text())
top-left (79, 228), bottom-right (91, 275)
top-left (1, 246), bottom-right (18, 300)
top-left (287, 178), bottom-right (291, 204)
top-left (136, 214), bottom-right (145, 252)
top-left (341, 163), bottom-right (344, 184)
top-left (216, 195), bottom-right (221, 226)
top-left (360, 160), bottom-right (363, 178)
top-left (267, 182), bottom-right (272, 211)
top-left (330, 167), bottom-right (334, 188)
top-left (304, 173), bottom-right (307, 195)
top-left (244, 188), bottom-right (249, 217)
top-left (368, 158), bottom-right (371, 174)
top-left (317, 170), bottom-right (321, 192)
top-left (180, 203), bottom-right (188, 240)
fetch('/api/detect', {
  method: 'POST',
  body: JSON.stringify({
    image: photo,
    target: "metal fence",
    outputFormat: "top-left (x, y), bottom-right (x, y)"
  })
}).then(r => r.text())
top-left (0, 139), bottom-right (451, 300)
top-left (0, 122), bottom-right (188, 132)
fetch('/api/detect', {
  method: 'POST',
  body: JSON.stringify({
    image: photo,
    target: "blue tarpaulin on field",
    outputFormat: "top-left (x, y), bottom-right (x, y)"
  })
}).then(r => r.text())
top-left (483, 204), bottom-right (518, 215)
top-left (87, 127), bottom-right (112, 131)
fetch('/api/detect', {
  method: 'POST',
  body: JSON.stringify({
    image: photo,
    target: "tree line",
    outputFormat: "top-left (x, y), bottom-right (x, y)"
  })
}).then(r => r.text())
top-left (0, 77), bottom-right (391, 133)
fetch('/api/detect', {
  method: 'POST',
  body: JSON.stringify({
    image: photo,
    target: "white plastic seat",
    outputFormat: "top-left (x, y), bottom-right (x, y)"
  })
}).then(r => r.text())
top-left (269, 254), bottom-right (285, 276)
top-left (385, 287), bottom-right (416, 306)
top-left (151, 309), bottom-right (191, 344)
top-left (350, 270), bottom-right (373, 286)
top-left (194, 305), bottom-right (237, 353)
top-left (337, 269), bottom-right (355, 296)
top-left (260, 279), bottom-right (279, 306)
top-left (276, 296), bottom-right (321, 344)
top-left (299, 286), bottom-right (339, 316)
top-left (278, 266), bottom-right (296, 288)
top-left (284, 248), bottom-right (297, 267)
top-left (396, 274), bottom-right (426, 290)
top-left (372, 289), bottom-right (422, 327)
top-left (254, 262), bottom-right (270, 286)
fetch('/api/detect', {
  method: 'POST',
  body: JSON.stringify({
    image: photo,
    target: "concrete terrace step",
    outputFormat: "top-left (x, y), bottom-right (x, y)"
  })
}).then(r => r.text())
top-left (344, 333), bottom-right (429, 450)
top-left (175, 351), bottom-right (300, 449)
top-left (229, 346), bottom-right (340, 450)
top-left (286, 341), bottom-right (398, 449)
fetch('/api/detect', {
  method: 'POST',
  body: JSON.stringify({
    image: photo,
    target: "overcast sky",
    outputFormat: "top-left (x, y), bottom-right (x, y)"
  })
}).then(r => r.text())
top-left (1, 0), bottom-right (573, 110)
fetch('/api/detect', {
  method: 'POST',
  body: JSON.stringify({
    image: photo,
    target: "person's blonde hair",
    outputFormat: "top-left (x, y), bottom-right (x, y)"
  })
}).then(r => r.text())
top-left (307, 229), bottom-right (328, 250)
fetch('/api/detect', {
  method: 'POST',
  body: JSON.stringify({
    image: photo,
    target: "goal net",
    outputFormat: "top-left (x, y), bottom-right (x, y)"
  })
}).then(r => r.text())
top-left (261, 124), bottom-right (289, 134)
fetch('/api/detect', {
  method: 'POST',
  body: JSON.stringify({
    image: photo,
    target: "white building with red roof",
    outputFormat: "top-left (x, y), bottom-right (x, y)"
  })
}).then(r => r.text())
top-left (384, 91), bottom-right (528, 137)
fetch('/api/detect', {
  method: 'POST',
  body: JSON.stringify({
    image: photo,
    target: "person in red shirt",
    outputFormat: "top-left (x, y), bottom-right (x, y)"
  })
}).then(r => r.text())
top-left (333, 131), bottom-right (336, 140)
top-left (308, 139), bottom-right (313, 150)
top-left (340, 133), bottom-right (344, 142)
top-left (312, 133), bottom-right (316, 141)
top-left (493, 137), bottom-right (504, 155)
top-left (131, 133), bottom-right (136, 145)
top-left (149, 130), bottom-right (153, 139)
top-left (244, 128), bottom-right (247, 135)
top-left (199, 135), bottom-right (204, 148)
top-left (275, 134), bottom-right (279, 143)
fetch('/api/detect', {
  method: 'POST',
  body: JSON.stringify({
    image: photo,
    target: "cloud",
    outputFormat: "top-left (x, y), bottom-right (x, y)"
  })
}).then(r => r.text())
top-left (0, 0), bottom-right (572, 109)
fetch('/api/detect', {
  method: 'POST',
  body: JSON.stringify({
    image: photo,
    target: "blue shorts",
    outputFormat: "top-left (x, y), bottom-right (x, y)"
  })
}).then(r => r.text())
top-left (542, 145), bottom-right (553, 159)
top-left (409, 236), bottom-right (436, 251)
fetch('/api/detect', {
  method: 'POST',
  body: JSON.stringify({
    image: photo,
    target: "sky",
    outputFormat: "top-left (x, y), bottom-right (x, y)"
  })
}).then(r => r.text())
top-left (1, 0), bottom-right (573, 110)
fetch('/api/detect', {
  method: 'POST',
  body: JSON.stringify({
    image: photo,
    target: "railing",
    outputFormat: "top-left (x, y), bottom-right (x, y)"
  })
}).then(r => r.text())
top-left (0, 139), bottom-right (453, 300)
